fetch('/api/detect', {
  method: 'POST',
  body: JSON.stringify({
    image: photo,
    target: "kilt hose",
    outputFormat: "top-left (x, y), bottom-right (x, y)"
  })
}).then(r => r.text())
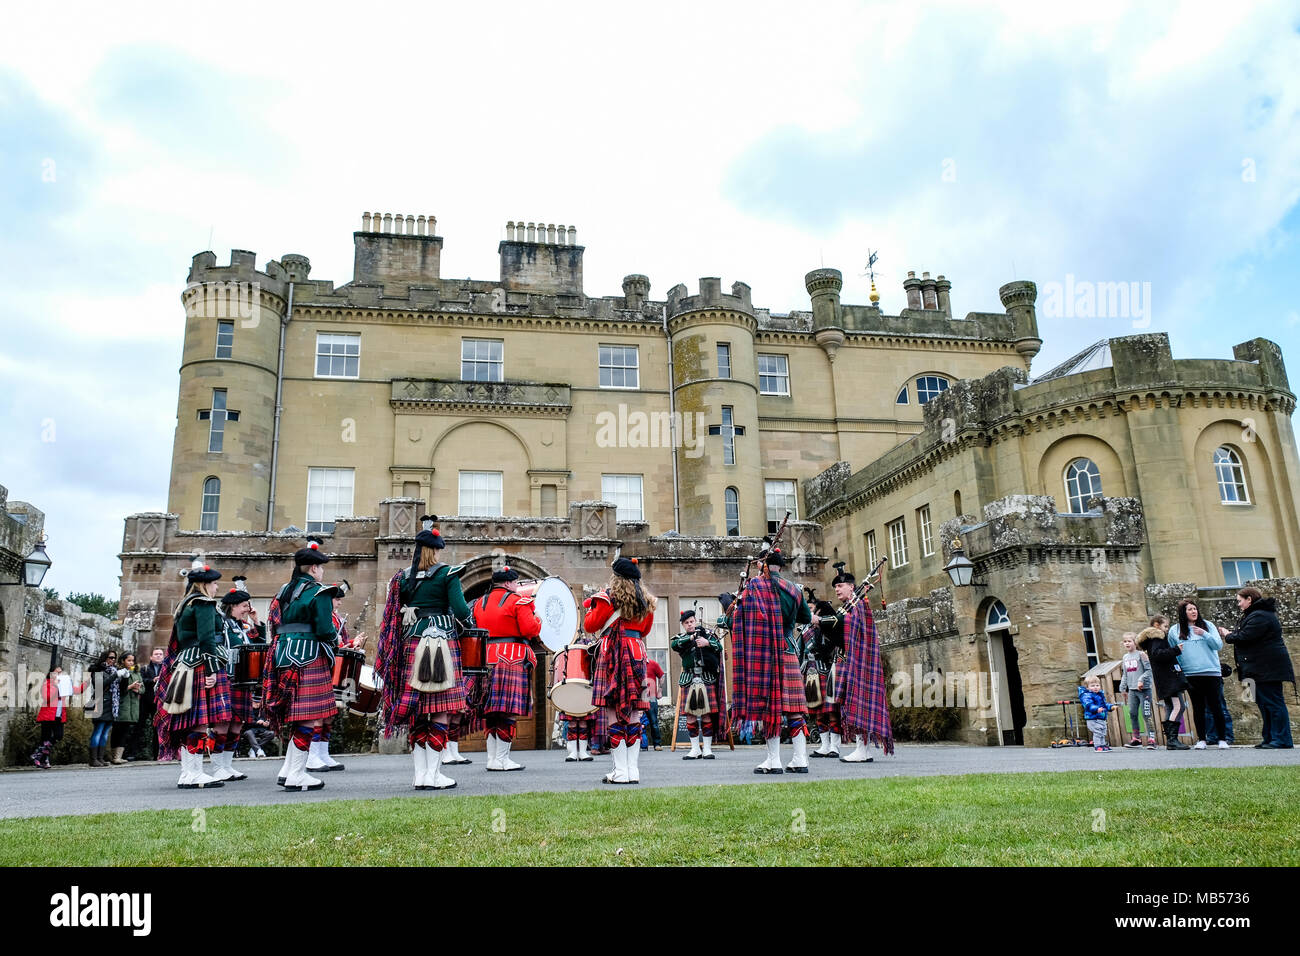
top-left (165, 667), bottom-right (232, 741)
top-left (389, 635), bottom-right (469, 725)
top-left (486, 660), bottom-right (533, 718)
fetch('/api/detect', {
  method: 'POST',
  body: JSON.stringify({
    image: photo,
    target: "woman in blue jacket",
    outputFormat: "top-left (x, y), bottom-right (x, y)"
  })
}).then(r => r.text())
top-left (1166, 599), bottom-right (1227, 749)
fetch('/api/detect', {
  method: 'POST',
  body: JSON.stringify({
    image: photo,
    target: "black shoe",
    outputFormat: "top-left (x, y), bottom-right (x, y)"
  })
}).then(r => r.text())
top-left (1262, 742), bottom-right (1294, 749)
top-left (702, 753), bottom-right (715, 759)
top-left (682, 753), bottom-right (702, 760)
top-left (565, 756), bottom-right (577, 762)
top-left (786, 765), bottom-right (809, 773)
top-left (1255, 742), bottom-right (1267, 749)
top-left (754, 766), bottom-right (784, 775)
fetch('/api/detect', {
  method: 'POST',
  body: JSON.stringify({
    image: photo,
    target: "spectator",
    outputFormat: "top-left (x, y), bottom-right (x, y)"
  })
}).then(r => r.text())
top-left (1167, 599), bottom-right (1228, 749)
top-left (1117, 632), bottom-right (1157, 749)
top-left (1078, 676), bottom-right (1117, 751)
top-left (136, 648), bottom-right (165, 761)
top-left (1221, 587), bottom-right (1294, 749)
top-left (86, 650), bottom-right (126, 768)
top-left (111, 653), bottom-right (144, 765)
top-left (1138, 626), bottom-right (1191, 750)
top-left (30, 667), bottom-right (86, 768)
top-left (645, 657), bottom-right (665, 750)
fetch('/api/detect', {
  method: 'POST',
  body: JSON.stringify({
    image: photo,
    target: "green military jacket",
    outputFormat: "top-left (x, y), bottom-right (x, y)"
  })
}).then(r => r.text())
top-left (274, 572), bottom-right (337, 668)
top-left (770, 570), bottom-right (812, 656)
top-left (174, 593), bottom-right (226, 672)
top-left (671, 628), bottom-right (723, 686)
top-left (400, 564), bottom-right (473, 621)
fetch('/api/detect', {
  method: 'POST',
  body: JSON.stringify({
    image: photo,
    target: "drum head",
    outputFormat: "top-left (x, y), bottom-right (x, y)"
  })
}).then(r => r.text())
top-left (549, 679), bottom-right (596, 716)
top-left (359, 665), bottom-right (382, 691)
top-left (534, 577), bottom-right (578, 653)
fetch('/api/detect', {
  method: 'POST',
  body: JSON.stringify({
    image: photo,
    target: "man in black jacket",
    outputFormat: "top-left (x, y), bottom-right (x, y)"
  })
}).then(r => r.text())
top-left (1222, 587), bottom-right (1294, 749)
top-left (131, 648), bottom-right (165, 760)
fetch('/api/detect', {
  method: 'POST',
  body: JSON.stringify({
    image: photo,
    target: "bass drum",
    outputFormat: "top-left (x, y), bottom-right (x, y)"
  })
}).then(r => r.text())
top-left (530, 577), bottom-right (579, 653)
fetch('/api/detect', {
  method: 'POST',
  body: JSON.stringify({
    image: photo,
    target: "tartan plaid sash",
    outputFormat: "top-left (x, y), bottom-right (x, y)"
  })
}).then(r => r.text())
top-left (840, 601), bottom-right (894, 755)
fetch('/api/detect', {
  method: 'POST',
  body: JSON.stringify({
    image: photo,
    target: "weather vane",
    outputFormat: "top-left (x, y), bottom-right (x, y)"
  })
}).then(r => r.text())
top-left (861, 249), bottom-right (879, 284)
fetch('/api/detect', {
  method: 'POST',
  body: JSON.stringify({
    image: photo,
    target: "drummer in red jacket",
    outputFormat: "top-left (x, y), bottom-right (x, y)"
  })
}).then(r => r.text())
top-left (584, 557), bottom-right (657, 784)
top-left (474, 566), bottom-right (543, 771)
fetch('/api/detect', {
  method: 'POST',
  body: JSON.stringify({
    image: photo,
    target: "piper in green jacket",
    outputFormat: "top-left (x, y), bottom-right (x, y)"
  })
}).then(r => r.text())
top-left (672, 608), bottom-right (724, 759)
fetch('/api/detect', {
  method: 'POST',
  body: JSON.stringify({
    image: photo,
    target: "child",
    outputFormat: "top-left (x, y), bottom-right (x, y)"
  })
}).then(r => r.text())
top-left (1138, 625), bottom-right (1192, 750)
top-left (1117, 632), bottom-right (1157, 749)
top-left (1078, 676), bottom-right (1116, 751)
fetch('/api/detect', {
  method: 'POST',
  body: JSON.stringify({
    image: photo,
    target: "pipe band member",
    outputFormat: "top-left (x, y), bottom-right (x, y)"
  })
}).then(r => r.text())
top-left (377, 516), bottom-right (474, 791)
top-left (585, 557), bottom-right (657, 785)
top-left (673, 609), bottom-right (723, 759)
top-left (475, 565), bottom-right (543, 771)
top-left (267, 539), bottom-right (340, 792)
top-left (730, 548), bottom-right (812, 774)
top-left (831, 565), bottom-right (894, 763)
top-left (806, 591), bottom-right (844, 758)
top-left (213, 584), bottom-right (262, 781)
top-left (157, 561), bottom-right (232, 790)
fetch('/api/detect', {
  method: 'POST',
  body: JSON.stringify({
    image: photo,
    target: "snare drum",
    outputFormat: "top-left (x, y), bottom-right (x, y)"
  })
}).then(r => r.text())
top-left (459, 628), bottom-right (488, 671)
top-left (234, 643), bottom-right (269, 685)
top-left (332, 647), bottom-right (366, 697)
top-left (548, 642), bottom-right (597, 717)
top-left (347, 664), bottom-right (384, 716)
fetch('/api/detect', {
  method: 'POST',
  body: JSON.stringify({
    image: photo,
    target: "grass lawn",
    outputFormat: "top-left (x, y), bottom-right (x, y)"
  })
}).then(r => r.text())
top-left (2, 767), bottom-right (1296, 866)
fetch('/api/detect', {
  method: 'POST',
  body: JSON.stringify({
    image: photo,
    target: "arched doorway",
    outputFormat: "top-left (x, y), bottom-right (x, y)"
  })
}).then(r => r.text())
top-left (981, 599), bottom-right (1026, 745)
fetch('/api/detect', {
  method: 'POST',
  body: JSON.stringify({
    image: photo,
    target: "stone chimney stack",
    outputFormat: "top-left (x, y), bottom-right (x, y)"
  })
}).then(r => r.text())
top-left (499, 219), bottom-right (584, 295)
top-left (920, 272), bottom-right (939, 310)
top-left (935, 275), bottom-right (952, 317)
top-left (352, 210), bottom-right (442, 286)
top-left (623, 274), bottom-right (650, 310)
top-left (903, 271), bottom-right (923, 310)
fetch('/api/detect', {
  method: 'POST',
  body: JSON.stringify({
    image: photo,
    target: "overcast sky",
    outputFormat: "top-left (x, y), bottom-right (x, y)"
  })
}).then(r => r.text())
top-left (2, 1), bottom-right (1298, 598)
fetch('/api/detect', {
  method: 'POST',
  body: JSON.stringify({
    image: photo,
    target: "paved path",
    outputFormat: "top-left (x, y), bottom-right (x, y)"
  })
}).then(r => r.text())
top-left (2, 744), bottom-right (1296, 819)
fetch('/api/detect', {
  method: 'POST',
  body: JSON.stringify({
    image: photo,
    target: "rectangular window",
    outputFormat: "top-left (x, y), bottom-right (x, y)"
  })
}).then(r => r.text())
top-left (208, 389), bottom-right (227, 453)
top-left (215, 320), bottom-right (234, 359)
top-left (458, 471), bottom-right (503, 517)
top-left (461, 338), bottom-right (504, 382)
top-left (887, 518), bottom-right (908, 568)
top-left (1221, 559), bottom-right (1272, 588)
top-left (764, 480), bottom-right (797, 534)
top-left (540, 484), bottom-right (558, 517)
top-left (918, 505), bottom-right (934, 557)
top-left (717, 342), bottom-right (732, 378)
top-left (866, 530), bottom-right (878, 568)
top-left (601, 474), bottom-right (644, 521)
top-left (1081, 603), bottom-right (1100, 669)
top-left (316, 332), bottom-right (360, 378)
top-left (758, 354), bottom-right (790, 396)
top-left (721, 406), bottom-right (736, 465)
top-left (599, 345), bottom-right (639, 389)
top-left (306, 467), bottom-right (355, 534)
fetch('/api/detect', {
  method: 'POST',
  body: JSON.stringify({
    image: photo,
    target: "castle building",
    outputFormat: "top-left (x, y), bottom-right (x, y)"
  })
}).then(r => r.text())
top-left (115, 212), bottom-right (1299, 749)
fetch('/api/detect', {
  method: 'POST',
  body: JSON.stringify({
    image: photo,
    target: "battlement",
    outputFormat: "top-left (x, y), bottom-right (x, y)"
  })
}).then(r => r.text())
top-left (939, 494), bottom-right (1147, 559)
top-left (665, 277), bottom-right (755, 321)
top-left (187, 249), bottom-right (289, 293)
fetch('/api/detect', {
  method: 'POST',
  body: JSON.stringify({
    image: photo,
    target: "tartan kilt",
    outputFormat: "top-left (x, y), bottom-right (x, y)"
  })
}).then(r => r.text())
top-left (678, 679), bottom-right (723, 715)
top-left (167, 666), bottom-right (232, 735)
top-left (778, 651), bottom-right (807, 714)
top-left (809, 668), bottom-right (840, 715)
top-left (590, 640), bottom-right (648, 712)
top-left (389, 636), bottom-right (468, 725)
top-left (485, 660), bottom-right (533, 718)
top-left (229, 680), bottom-right (261, 724)
top-left (285, 656), bottom-right (338, 723)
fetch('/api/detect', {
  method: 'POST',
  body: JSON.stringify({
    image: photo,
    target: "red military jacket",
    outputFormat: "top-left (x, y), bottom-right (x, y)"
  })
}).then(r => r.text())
top-left (583, 592), bottom-right (654, 661)
top-left (476, 586), bottom-right (543, 665)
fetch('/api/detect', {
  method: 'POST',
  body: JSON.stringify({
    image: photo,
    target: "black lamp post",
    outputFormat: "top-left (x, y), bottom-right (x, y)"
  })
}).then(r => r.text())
top-left (2, 534), bottom-right (52, 588)
top-left (942, 537), bottom-right (983, 588)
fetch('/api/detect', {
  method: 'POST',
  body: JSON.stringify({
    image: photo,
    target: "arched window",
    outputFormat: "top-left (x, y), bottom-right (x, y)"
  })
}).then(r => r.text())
top-left (1064, 458), bottom-right (1102, 513)
top-left (916, 375), bottom-right (950, 404)
top-left (725, 487), bottom-right (740, 536)
top-left (1214, 447), bottom-right (1249, 504)
top-left (896, 385), bottom-right (909, 405)
top-left (200, 477), bottom-right (220, 531)
top-left (985, 600), bottom-right (1010, 631)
